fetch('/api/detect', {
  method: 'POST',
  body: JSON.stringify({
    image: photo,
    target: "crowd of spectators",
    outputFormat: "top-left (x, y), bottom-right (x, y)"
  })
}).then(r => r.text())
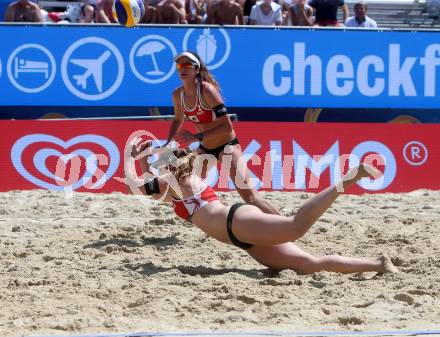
top-left (2, 0), bottom-right (379, 28)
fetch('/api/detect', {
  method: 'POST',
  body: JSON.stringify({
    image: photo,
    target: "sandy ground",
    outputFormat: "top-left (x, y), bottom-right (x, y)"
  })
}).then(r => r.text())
top-left (0, 189), bottom-right (440, 337)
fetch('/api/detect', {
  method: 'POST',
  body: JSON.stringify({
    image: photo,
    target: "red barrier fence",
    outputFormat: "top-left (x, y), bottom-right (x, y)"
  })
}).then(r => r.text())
top-left (1, 121), bottom-right (439, 194)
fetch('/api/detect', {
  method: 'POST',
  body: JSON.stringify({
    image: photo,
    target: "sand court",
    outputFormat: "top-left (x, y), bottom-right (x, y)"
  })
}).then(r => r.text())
top-left (1, 189), bottom-right (439, 336)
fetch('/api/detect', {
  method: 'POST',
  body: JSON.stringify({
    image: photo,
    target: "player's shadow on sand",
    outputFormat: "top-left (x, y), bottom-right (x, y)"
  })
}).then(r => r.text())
top-left (85, 235), bottom-right (270, 279)
top-left (84, 234), bottom-right (181, 250)
top-left (128, 261), bottom-right (269, 279)
top-left (141, 234), bottom-right (181, 248)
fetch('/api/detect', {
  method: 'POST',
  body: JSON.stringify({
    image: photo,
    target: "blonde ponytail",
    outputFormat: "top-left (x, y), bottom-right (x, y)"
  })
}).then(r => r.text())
top-left (172, 148), bottom-right (197, 184)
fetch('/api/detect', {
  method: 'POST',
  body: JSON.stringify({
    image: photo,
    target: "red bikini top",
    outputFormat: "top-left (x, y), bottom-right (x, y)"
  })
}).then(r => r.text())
top-left (171, 183), bottom-right (218, 221)
top-left (180, 84), bottom-right (215, 124)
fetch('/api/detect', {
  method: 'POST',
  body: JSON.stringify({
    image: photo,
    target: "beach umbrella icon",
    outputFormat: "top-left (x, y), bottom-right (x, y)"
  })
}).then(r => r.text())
top-left (136, 41), bottom-right (166, 76)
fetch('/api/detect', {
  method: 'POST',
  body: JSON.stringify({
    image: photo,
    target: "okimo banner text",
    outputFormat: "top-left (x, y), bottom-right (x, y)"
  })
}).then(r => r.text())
top-left (1, 120), bottom-right (439, 194)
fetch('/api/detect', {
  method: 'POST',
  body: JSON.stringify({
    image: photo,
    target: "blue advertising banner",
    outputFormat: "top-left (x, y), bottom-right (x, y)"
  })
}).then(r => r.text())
top-left (1, 25), bottom-right (440, 108)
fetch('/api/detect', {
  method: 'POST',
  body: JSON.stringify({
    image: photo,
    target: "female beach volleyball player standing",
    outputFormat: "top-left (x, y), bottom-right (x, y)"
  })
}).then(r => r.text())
top-left (166, 51), bottom-right (279, 215)
top-left (128, 140), bottom-right (398, 275)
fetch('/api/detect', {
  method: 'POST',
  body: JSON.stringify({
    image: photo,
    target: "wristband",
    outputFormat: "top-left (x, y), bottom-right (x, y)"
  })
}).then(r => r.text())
top-left (144, 177), bottom-right (160, 195)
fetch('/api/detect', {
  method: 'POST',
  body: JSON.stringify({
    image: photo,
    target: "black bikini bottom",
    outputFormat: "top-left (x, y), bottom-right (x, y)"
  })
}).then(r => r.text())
top-left (199, 138), bottom-right (239, 159)
top-left (226, 203), bottom-right (254, 250)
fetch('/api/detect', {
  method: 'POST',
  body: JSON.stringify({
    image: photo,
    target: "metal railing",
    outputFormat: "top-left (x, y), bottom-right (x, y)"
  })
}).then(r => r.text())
top-left (38, 114), bottom-right (239, 121)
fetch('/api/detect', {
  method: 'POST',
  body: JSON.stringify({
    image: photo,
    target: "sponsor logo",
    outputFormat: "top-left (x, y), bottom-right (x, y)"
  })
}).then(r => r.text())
top-left (206, 139), bottom-right (397, 191)
top-left (403, 141), bottom-right (428, 166)
top-left (11, 134), bottom-right (120, 191)
top-left (263, 42), bottom-right (440, 98)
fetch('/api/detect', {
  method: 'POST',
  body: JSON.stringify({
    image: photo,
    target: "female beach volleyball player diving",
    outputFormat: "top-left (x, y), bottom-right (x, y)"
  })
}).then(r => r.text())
top-left (165, 51), bottom-right (280, 215)
top-left (127, 140), bottom-right (398, 275)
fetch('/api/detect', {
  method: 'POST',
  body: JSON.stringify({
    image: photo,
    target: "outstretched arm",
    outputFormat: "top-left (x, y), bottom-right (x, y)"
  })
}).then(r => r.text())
top-left (127, 139), bottom-right (173, 202)
top-left (166, 89), bottom-right (185, 145)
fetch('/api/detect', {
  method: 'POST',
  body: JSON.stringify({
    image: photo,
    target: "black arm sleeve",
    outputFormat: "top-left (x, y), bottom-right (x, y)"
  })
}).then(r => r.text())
top-left (144, 177), bottom-right (160, 195)
top-left (213, 104), bottom-right (228, 117)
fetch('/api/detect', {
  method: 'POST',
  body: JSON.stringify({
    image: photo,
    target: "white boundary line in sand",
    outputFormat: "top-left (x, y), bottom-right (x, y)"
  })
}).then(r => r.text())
top-left (28, 328), bottom-right (440, 337)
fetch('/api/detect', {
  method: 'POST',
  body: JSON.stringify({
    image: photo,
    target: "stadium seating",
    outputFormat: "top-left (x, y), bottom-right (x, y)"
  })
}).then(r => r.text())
top-left (342, 0), bottom-right (440, 29)
top-left (38, 0), bottom-right (440, 28)
top-left (39, 0), bottom-right (76, 12)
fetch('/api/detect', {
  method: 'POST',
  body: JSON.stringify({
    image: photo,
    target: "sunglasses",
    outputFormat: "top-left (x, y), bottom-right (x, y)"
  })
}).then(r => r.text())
top-left (176, 62), bottom-right (197, 70)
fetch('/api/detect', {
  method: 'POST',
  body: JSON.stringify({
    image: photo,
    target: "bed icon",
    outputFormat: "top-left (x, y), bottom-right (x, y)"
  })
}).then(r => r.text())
top-left (14, 58), bottom-right (49, 79)
top-left (7, 43), bottom-right (56, 94)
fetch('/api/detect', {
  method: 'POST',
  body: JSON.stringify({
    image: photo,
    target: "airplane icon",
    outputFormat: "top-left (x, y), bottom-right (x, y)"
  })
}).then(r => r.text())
top-left (70, 50), bottom-right (111, 92)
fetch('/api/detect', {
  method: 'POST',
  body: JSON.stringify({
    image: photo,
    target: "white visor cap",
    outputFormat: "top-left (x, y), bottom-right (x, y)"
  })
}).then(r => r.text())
top-left (174, 52), bottom-right (201, 68)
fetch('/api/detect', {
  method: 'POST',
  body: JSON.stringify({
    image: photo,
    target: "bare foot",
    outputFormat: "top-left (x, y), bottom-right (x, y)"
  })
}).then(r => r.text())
top-left (380, 254), bottom-right (399, 273)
